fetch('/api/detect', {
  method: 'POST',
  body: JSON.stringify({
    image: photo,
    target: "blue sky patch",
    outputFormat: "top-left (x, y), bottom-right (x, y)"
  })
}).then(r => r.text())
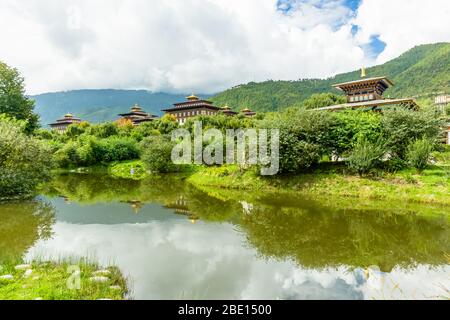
top-left (360, 35), bottom-right (387, 59)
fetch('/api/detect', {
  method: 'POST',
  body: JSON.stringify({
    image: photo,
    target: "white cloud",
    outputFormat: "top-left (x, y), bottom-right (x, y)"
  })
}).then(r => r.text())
top-left (0, 0), bottom-right (449, 94)
top-left (27, 220), bottom-right (449, 299)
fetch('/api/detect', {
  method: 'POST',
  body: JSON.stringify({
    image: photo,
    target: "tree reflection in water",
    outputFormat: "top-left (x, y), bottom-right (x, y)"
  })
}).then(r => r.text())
top-left (41, 173), bottom-right (450, 272)
top-left (0, 200), bottom-right (55, 263)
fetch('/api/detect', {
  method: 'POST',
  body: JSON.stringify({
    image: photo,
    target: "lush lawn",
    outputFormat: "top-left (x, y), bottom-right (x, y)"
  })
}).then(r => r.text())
top-left (187, 151), bottom-right (450, 207)
top-left (0, 260), bottom-right (128, 300)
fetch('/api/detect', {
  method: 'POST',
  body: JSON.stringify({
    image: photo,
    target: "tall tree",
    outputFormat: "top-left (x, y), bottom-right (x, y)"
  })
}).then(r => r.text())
top-left (0, 61), bottom-right (39, 132)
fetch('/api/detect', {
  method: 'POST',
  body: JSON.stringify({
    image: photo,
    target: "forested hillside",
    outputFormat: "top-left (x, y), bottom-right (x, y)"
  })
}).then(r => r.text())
top-left (211, 43), bottom-right (450, 112)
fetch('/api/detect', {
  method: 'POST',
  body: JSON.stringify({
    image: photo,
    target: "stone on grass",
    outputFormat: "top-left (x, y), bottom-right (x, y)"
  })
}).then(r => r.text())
top-left (24, 269), bottom-right (33, 278)
top-left (15, 264), bottom-right (32, 270)
top-left (93, 270), bottom-right (111, 276)
top-left (90, 276), bottom-right (109, 283)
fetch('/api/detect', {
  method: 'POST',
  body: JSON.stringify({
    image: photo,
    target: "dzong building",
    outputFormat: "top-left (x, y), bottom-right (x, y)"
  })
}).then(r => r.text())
top-left (317, 68), bottom-right (418, 111)
top-left (49, 113), bottom-right (83, 133)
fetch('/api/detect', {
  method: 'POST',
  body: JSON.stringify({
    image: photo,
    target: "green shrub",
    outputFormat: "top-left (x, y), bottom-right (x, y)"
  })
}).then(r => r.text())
top-left (382, 109), bottom-right (443, 159)
top-left (53, 141), bottom-right (80, 168)
top-left (330, 111), bottom-right (382, 157)
top-left (278, 135), bottom-right (321, 173)
top-left (382, 156), bottom-right (407, 173)
top-left (0, 116), bottom-right (53, 199)
top-left (140, 135), bottom-right (179, 173)
top-left (91, 137), bottom-right (140, 163)
top-left (347, 137), bottom-right (386, 176)
top-left (406, 137), bottom-right (433, 171)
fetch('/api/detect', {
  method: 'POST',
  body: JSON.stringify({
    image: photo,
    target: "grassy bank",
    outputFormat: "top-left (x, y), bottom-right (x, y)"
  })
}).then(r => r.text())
top-left (0, 260), bottom-right (129, 300)
top-left (187, 151), bottom-right (450, 207)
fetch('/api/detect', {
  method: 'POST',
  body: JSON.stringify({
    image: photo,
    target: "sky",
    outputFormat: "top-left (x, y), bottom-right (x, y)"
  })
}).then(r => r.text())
top-left (0, 0), bottom-right (449, 95)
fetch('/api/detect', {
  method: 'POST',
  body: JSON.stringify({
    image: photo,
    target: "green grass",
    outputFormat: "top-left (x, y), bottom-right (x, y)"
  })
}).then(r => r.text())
top-left (187, 151), bottom-right (450, 208)
top-left (0, 259), bottom-right (129, 300)
top-left (108, 160), bottom-right (148, 180)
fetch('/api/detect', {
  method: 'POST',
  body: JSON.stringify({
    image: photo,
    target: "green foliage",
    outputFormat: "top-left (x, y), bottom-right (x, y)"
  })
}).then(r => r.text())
top-left (0, 116), bottom-right (53, 199)
top-left (261, 109), bottom-right (330, 173)
top-left (330, 111), bottom-right (382, 156)
top-left (347, 137), bottom-right (386, 176)
top-left (406, 137), bottom-right (434, 171)
top-left (381, 108), bottom-right (443, 159)
top-left (302, 93), bottom-right (346, 110)
top-left (0, 260), bottom-right (127, 300)
top-left (140, 135), bottom-right (179, 173)
top-left (184, 114), bottom-right (256, 132)
top-left (212, 43), bottom-right (450, 113)
top-left (54, 136), bottom-right (139, 168)
top-left (0, 61), bottom-right (39, 133)
top-left (109, 161), bottom-right (147, 180)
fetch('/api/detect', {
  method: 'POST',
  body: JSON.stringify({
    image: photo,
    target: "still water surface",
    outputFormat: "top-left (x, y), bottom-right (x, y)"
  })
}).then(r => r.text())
top-left (1, 173), bottom-right (449, 300)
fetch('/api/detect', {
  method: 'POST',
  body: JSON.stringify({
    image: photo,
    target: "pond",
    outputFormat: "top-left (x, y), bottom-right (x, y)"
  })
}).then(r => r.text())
top-left (1, 173), bottom-right (449, 300)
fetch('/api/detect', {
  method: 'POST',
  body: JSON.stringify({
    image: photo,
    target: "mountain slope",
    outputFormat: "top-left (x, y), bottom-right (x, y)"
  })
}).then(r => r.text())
top-left (211, 43), bottom-right (450, 112)
top-left (32, 90), bottom-right (196, 125)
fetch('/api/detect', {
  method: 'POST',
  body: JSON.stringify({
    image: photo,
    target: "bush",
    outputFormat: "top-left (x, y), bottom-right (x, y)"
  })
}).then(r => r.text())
top-left (347, 137), bottom-right (386, 176)
top-left (140, 136), bottom-right (179, 173)
top-left (382, 109), bottom-right (443, 159)
top-left (53, 136), bottom-right (139, 168)
top-left (406, 137), bottom-right (433, 171)
top-left (330, 111), bottom-right (382, 157)
top-left (260, 109), bottom-right (331, 172)
top-left (278, 135), bottom-right (321, 173)
top-left (0, 116), bottom-right (53, 199)
top-left (91, 137), bottom-right (140, 163)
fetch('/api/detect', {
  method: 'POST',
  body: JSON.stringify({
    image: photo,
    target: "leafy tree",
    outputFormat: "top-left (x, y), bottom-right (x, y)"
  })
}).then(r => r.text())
top-left (0, 116), bottom-right (53, 199)
top-left (330, 111), bottom-right (382, 157)
top-left (0, 61), bottom-right (39, 133)
top-left (347, 136), bottom-right (386, 176)
top-left (302, 93), bottom-right (346, 110)
top-left (406, 137), bottom-right (433, 171)
top-left (140, 135), bottom-right (179, 173)
top-left (381, 109), bottom-right (443, 159)
top-left (260, 109), bottom-right (327, 173)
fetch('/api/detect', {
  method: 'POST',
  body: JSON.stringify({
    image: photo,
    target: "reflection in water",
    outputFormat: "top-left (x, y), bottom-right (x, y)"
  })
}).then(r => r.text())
top-left (1, 173), bottom-right (449, 299)
top-left (0, 200), bottom-right (55, 263)
top-left (240, 202), bottom-right (450, 272)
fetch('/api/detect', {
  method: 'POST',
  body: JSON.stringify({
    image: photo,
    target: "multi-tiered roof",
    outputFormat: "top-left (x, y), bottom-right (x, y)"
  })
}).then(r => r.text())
top-left (162, 95), bottom-right (221, 113)
top-left (118, 104), bottom-right (158, 125)
top-left (317, 69), bottom-right (418, 111)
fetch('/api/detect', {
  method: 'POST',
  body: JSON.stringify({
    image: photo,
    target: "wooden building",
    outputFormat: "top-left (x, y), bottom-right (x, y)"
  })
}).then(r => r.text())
top-left (221, 105), bottom-right (238, 116)
top-left (316, 69), bottom-right (418, 111)
top-left (162, 94), bottom-right (220, 125)
top-left (118, 104), bottom-right (158, 126)
top-left (49, 113), bottom-right (82, 133)
top-left (241, 108), bottom-right (257, 117)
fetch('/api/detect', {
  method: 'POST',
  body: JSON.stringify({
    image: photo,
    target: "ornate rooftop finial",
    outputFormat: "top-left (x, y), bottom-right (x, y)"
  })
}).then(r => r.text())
top-left (361, 67), bottom-right (367, 78)
top-left (186, 93), bottom-right (199, 101)
top-left (65, 113), bottom-right (73, 118)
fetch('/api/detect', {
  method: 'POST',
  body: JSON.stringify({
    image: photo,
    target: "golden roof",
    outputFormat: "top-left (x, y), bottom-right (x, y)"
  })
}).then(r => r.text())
top-left (361, 67), bottom-right (367, 78)
top-left (223, 104), bottom-right (231, 110)
top-left (241, 108), bottom-right (251, 113)
top-left (64, 113), bottom-right (74, 118)
top-left (131, 103), bottom-right (142, 111)
top-left (186, 94), bottom-right (199, 101)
